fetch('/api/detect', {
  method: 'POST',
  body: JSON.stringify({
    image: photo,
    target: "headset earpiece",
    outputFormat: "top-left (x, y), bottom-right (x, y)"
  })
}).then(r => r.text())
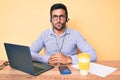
top-left (66, 18), bottom-right (69, 22)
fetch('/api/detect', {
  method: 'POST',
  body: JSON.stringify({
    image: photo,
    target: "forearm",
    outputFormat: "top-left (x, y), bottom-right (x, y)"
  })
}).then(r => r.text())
top-left (70, 50), bottom-right (97, 65)
top-left (31, 52), bottom-right (50, 63)
top-left (87, 49), bottom-right (97, 62)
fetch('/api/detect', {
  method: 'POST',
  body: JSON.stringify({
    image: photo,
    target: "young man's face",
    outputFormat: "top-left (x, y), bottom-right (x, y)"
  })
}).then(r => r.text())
top-left (51, 9), bottom-right (67, 31)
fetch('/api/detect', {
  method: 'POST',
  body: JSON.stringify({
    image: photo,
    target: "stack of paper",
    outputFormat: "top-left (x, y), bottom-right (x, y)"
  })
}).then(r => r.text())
top-left (71, 62), bottom-right (117, 77)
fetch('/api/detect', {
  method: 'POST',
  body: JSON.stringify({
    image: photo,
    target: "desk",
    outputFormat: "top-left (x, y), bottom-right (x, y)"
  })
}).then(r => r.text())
top-left (0, 61), bottom-right (120, 80)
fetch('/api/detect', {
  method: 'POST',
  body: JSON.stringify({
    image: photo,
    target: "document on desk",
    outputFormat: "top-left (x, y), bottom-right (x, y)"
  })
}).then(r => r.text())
top-left (71, 62), bottom-right (117, 77)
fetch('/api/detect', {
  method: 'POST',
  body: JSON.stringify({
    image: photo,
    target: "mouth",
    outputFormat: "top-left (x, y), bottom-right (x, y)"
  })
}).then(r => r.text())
top-left (56, 23), bottom-right (62, 27)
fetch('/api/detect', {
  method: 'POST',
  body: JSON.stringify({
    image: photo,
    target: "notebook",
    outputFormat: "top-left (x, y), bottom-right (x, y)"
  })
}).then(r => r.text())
top-left (4, 43), bottom-right (54, 76)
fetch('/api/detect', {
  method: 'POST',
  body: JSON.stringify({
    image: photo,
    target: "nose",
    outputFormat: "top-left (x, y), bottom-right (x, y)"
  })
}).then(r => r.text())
top-left (57, 17), bottom-right (61, 22)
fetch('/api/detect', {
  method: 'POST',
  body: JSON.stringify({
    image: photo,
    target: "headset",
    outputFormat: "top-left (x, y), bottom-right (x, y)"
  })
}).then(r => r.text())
top-left (66, 18), bottom-right (70, 22)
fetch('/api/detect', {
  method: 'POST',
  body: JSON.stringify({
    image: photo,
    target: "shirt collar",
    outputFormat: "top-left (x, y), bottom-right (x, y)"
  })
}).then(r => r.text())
top-left (49, 27), bottom-right (70, 36)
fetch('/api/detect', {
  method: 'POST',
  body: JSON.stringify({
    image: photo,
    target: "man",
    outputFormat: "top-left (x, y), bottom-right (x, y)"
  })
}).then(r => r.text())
top-left (30, 3), bottom-right (97, 65)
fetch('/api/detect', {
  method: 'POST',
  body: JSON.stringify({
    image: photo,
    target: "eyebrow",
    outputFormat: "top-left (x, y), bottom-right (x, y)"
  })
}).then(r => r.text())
top-left (52, 14), bottom-right (65, 16)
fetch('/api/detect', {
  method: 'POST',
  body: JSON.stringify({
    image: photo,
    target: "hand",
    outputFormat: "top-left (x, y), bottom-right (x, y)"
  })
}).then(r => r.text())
top-left (48, 53), bottom-right (72, 65)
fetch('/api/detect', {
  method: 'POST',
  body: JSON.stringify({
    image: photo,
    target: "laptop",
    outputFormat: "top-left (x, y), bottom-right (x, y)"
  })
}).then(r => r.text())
top-left (4, 43), bottom-right (54, 76)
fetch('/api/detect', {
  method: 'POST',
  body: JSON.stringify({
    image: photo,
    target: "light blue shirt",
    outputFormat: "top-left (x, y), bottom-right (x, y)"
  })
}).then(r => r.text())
top-left (30, 27), bottom-right (97, 64)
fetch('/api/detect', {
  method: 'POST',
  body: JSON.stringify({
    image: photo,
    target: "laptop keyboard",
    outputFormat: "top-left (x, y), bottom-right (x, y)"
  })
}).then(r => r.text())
top-left (33, 66), bottom-right (45, 73)
top-left (33, 61), bottom-right (50, 69)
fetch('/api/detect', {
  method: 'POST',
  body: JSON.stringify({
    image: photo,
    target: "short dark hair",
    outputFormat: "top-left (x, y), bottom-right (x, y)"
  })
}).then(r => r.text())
top-left (50, 3), bottom-right (68, 21)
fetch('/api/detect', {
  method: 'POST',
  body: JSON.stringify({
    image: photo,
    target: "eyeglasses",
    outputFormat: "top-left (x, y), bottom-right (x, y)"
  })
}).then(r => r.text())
top-left (52, 15), bottom-right (66, 21)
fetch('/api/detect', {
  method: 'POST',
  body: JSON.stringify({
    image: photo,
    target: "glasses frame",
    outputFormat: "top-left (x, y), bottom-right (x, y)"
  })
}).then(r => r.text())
top-left (52, 15), bottom-right (66, 21)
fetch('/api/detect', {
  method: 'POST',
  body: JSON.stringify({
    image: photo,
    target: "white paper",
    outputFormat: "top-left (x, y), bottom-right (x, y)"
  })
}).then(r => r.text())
top-left (71, 62), bottom-right (117, 77)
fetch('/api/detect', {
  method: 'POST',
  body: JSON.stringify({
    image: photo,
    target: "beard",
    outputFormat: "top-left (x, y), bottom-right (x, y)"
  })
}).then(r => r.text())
top-left (52, 22), bottom-right (66, 31)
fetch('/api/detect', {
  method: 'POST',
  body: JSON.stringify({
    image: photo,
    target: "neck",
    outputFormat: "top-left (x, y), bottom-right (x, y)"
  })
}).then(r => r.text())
top-left (54, 27), bottom-right (66, 36)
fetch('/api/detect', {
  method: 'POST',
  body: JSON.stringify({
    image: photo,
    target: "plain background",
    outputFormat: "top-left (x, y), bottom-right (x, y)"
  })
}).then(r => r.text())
top-left (0, 0), bottom-right (120, 61)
